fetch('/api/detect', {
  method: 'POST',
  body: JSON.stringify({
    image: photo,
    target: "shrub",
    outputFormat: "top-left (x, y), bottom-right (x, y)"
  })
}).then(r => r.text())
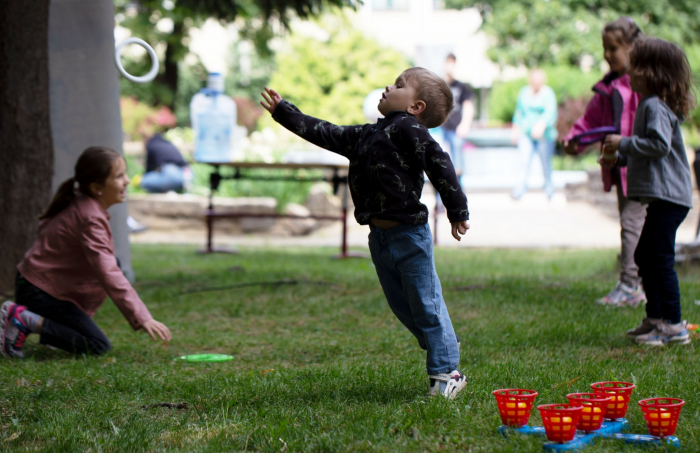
top-left (120, 97), bottom-right (176, 141)
top-left (263, 14), bottom-right (409, 127)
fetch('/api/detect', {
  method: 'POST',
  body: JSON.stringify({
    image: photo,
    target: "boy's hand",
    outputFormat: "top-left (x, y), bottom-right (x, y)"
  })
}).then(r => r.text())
top-left (451, 220), bottom-right (470, 241)
top-left (260, 87), bottom-right (282, 114)
top-left (603, 134), bottom-right (622, 152)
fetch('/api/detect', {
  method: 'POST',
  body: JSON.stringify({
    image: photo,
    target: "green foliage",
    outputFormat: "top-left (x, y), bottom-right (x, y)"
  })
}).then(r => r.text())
top-left (447, 0), bottom-right (700, 68)
top-left (120, 97), bottom-right (176, 140)
top-left (224, 42), bottom-right (276, 101)
top-left (121, 97), bottom-right (159, 141)
top-left (488, 66), bottom-right (603, 124)
top-left (685, 45), bottom-right (700, 135)
top-left (173, 61), bottom-right (209, 125)
top-left (3, 245), bottom-right (700, 450)
top-left (115, 0), bottom-right (357, 122)
top-left (266, 15), bottom-right (410, 126)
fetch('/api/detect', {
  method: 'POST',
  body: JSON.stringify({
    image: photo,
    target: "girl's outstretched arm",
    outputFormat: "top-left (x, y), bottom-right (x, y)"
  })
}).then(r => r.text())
top-left (142, 319), bottom-right (171, 342)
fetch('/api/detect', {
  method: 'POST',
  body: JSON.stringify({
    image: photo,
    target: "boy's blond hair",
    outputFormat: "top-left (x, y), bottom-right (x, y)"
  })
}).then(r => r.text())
top-left (402, 67), bottom-right (454, 129)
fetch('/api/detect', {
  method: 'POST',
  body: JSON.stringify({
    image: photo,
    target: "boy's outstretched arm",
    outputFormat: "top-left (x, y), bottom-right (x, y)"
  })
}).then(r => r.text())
top-left (260, 86), bottom-right (366, 159)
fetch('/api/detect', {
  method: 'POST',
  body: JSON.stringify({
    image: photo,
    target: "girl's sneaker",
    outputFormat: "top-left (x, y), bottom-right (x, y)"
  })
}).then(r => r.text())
top-left (428, 370), bottom-right (468, 399)
top-left (0, 301), bottom-right (30, 358)
top-left (626, 317), bottom-right (662, 339)
top-left (635, 320), bottom-right (690, 346)
top-left (595, 282), bottom-right (646, 307)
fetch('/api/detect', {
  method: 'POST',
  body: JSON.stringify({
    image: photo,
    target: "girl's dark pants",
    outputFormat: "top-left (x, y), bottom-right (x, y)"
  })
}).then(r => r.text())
top-left (634, 200), bottom-right (689, 324)
top-left (14, 273), bottom-right (111, 355)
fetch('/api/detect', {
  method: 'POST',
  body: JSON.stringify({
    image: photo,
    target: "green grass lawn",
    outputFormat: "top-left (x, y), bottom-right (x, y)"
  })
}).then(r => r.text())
top-left (2, 245), bottom-right (700, 452)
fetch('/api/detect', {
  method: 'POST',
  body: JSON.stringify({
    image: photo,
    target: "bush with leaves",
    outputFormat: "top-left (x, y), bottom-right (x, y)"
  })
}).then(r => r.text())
top-left (120, 97), bottom-right (176, 141)
top-left (265, 15), bottom-right (409, 126)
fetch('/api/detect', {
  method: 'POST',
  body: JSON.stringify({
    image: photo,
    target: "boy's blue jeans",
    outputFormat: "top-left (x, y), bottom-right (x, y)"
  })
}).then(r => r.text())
top-left (368, 223), bottom-right (460, 375)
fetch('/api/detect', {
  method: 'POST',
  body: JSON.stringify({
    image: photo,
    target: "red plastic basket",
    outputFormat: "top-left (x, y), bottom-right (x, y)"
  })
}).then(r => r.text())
top-left (538, 404), bottom-right (583, 443)
top-left (493, 389), bottom-right (538, 427)
top-left (638, 398), bottom-right (685, 437)
top-left (566, 393), bottom-right (612, 432)
top-left (590, 381), bottom-right (635, 420)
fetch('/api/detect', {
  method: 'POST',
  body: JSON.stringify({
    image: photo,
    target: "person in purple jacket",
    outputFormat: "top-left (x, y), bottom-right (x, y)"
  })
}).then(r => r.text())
top-left (563, 18), bottom-right (646, 308)
top-left (260, 67), bottom-right (470, 399)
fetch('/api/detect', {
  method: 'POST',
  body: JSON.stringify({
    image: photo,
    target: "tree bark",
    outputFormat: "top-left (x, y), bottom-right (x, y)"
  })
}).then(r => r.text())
top-left (162, 19), bottom-right (184, 111)
top-left (0, 1), bottom-right (54, 295)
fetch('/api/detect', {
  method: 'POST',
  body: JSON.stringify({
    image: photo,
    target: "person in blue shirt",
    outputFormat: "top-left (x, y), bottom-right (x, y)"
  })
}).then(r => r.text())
top-left (511, 69), bottom-right (558, 200)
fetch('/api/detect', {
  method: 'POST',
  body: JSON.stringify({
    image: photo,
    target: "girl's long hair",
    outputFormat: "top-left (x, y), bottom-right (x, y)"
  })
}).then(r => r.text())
top-left (629, 37), bottom-right (696, 118)
top-left (39, 147), bottom-right (122, 220)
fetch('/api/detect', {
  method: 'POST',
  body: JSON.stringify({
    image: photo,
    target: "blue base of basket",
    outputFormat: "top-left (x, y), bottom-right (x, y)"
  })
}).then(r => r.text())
top-left (499, 420), bottom-right (680, 450)
top-left (499, 419), bottom-right (629, 451)
top-left (608, 433), bottom-right (680, 448)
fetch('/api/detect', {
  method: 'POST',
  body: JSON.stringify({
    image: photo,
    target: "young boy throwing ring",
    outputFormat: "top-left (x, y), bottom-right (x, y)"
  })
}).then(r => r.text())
top-left (261, 67), bottom-right (469, 398)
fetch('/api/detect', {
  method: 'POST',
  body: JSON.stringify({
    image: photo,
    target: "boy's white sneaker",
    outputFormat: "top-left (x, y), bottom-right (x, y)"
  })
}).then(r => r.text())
top-left (428, 370), bottom-right (468, 399)
top-left (635, 320), bottom-right (691, 346)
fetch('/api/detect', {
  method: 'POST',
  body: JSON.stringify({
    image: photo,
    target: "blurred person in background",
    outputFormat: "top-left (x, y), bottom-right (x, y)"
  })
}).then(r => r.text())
top-left (138, 108), bottom-right (190, 194)
top-left (511, 68), bottom-right (558, 200)
top-left (439, 53), bottom-right (474, 183)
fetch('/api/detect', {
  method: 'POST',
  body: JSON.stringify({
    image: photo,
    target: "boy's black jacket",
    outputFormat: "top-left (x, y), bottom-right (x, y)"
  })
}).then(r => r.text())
top-left (272, 100), bottom-right (469, 226)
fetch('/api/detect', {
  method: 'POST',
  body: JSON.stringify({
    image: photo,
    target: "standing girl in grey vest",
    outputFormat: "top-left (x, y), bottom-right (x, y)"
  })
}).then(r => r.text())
top-left (602, 37), bottom-right (695, 345)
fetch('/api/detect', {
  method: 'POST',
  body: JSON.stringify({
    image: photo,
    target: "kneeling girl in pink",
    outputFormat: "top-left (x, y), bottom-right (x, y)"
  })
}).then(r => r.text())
top-left (1, 147), bottom-right (171, 358)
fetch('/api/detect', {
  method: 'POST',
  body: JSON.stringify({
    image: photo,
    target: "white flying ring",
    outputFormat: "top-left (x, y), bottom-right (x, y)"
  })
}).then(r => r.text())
top-left (114, 37), bottom-right (159, 84)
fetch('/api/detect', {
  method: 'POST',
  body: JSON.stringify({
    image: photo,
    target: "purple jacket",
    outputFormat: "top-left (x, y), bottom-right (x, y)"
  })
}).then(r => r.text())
top-left (564, 72), bottom-right (640, 195)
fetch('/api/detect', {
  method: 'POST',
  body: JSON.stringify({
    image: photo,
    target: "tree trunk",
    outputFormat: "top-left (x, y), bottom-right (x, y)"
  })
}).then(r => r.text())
top-left (162, 19), bottom-right (184, 111)
top-left (0, 1), bottom-right (53, 295)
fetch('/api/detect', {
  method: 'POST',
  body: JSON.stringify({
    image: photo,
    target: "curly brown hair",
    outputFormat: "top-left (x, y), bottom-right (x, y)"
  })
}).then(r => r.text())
top-left (629, 37), bottom-right (696, 117)
top-left (402, 67), bottom-right (454, 129)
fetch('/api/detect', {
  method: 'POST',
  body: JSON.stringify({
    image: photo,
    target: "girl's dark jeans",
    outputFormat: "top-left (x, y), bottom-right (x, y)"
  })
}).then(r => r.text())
top-left (14, 273), bottom-right (111, 355)
top-left (634, 200), bottom-right (689, 324)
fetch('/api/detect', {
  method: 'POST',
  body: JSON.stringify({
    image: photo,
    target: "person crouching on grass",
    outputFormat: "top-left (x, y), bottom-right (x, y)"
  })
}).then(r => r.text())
top-left (601, 38), bottom-right (695, 346)
top-left (260, 68), bottom-right (470, 399)
top-left (1, 147), bottom-right (171, 358)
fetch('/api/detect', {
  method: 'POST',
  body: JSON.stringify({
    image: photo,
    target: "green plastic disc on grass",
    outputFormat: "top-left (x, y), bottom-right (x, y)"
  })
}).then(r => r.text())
top-left (175, 354), bottom-right (234, 363)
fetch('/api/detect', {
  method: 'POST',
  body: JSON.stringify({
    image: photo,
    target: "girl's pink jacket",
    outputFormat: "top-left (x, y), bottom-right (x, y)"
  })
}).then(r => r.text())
top-left (17, 193), bottom-right (153, 330)
top-left (563, 72), bottom-right (640, 195)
